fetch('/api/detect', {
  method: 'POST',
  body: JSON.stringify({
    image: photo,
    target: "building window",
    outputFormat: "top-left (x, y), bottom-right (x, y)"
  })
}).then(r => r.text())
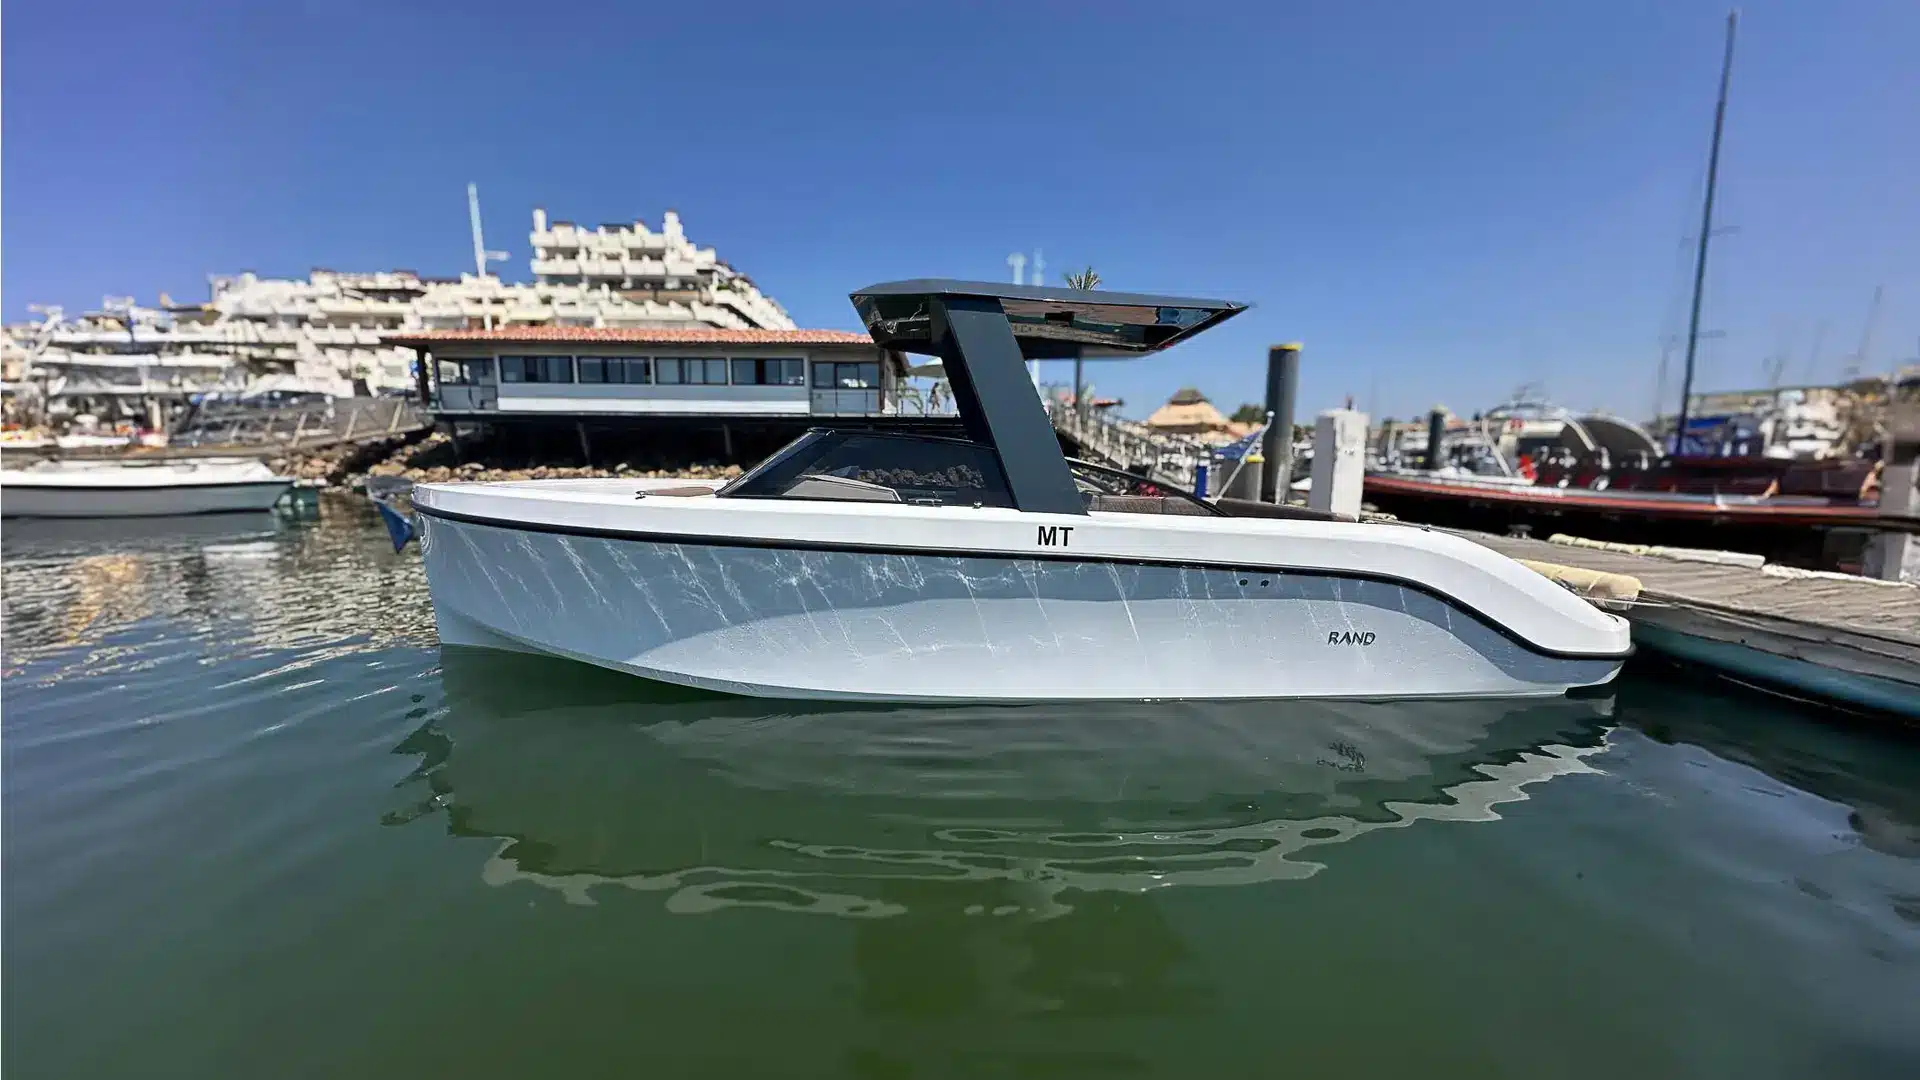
top-left (812, 361), bottom-right (880, 389)
top-left (730, 358), bottom-right (805, 386)
top-left (657, 357), bottom-right (727, 385)
top-left (499, 355), bottom-right (574, 383)
top-left (436, 358), bottom-right (493, 385)
top-left (581, 356), bottom-right (651, 384)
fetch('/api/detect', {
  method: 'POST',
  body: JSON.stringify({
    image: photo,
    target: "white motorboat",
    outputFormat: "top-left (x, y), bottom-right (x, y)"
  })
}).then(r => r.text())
top-left (0, 457), bottom-right (294, 518)
top-left (412, 280), bottom-right (1631, 702)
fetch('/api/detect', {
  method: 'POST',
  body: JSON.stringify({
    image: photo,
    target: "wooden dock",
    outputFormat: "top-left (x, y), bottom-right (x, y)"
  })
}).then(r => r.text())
top-left (1459, 529), bottom-right (1920, 721)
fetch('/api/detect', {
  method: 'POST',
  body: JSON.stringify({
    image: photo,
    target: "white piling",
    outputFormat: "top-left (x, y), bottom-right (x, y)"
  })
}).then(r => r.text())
top-left (1866, 402), bottom-right (1919, 582)
top-left (1309, 409), bottom-right (1368, 517)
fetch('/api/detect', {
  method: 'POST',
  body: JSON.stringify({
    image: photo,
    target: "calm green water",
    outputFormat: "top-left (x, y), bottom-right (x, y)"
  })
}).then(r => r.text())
top-left (5, 500), bottom-right (1919, 1078)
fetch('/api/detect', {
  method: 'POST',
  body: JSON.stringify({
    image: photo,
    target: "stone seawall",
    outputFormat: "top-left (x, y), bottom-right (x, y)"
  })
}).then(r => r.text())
top-left (278, 430), bottom-right (741, 489)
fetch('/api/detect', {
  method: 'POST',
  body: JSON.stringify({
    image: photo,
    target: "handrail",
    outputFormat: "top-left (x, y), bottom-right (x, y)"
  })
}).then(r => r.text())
top-left (1045, 397), bottom-right (1207, 490)
top-left (169, 396), bottom-right (425, 450)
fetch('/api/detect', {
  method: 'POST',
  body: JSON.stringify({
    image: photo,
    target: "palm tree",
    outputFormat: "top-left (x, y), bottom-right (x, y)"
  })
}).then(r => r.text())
top-left (1063, 266), bottom-right (1101, 291)
top-left (1061, 268), bottom-right (1100, 419)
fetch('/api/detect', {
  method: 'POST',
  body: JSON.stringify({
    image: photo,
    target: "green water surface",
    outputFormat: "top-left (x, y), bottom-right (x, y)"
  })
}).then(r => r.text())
top-left (4, 501), bottom-right (1917, 1078)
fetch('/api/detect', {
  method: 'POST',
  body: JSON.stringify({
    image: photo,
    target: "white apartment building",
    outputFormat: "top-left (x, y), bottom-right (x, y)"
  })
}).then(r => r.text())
top-left (4, 208), bottom-right (797, 425)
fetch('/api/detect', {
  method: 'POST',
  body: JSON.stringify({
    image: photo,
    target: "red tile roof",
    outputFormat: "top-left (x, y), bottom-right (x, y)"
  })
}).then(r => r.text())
top-left (384, 326), bottom-right (874, 347)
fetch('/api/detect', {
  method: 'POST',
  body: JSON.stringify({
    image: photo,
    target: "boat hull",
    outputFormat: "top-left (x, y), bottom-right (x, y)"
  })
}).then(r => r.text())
top-left (0, 479), bottom-right (293, 518)
top-left (419, 514), bottom-right (1623, 702)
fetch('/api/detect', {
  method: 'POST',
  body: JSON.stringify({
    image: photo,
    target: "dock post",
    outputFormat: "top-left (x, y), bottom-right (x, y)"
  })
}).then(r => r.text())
top-left (413, 347), bottom-right (432, 406)
top-left (1223, 450), bottom-right (1262, 500)
top-left (1308, 409), bottom-right (1368, 517)
top-left (1425, 407), bottom-right (1447, 471)
top-left (1260, 343), bottom-right (1301, 503)
top-left (1866, 402), bottom-right (1919, 582)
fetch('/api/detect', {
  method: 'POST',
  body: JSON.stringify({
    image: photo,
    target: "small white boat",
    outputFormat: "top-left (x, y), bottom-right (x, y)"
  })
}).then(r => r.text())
top-left (0, 457), bottom-right (295, 518)
top-left (412, 279), bottom-right (1631, 702)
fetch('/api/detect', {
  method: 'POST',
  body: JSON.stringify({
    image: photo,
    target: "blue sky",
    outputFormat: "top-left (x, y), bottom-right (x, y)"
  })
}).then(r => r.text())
top-left (5, 0), bottom-right (1916, 422)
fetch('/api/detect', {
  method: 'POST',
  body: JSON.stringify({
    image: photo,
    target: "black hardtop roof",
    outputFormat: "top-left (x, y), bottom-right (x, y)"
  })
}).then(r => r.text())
top-left (853, 278), bottom-right (1244, 312)
top-left (850, 279), bottom-right (1247, 361)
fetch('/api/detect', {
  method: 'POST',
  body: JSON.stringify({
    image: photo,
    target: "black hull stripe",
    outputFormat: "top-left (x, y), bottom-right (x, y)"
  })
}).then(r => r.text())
top-left (413, 503), bottom-right (1634, 664)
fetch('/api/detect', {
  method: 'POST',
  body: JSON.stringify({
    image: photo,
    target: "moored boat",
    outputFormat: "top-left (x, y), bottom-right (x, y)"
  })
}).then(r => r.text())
top-left (0, 457), bottom-right (295, 518)
top-left (412, 279), bottom-right (1631, 702)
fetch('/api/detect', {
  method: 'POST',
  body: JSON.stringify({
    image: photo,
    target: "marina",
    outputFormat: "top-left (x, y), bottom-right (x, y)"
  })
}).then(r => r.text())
top-left (7, 3), bottom-right (1920, 1075)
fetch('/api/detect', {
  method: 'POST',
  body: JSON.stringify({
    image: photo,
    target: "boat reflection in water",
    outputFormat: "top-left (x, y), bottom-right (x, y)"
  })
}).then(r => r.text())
top-left (404, 649), bottom-right (1618, 916)
top-left (2, 498), bottom-right (433, 682)
top-left (1, 510), bottom-right (285, 560)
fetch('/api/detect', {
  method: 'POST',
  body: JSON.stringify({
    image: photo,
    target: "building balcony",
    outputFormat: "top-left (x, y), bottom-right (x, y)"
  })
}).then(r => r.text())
top-left (579, 232), bottom-right (639, 255)
top-left (316, 298), bottom-right (411, 317)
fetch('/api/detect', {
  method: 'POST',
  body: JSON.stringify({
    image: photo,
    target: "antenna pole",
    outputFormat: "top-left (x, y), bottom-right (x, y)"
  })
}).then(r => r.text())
top-left (1846, 283), bottom-right (1883, 380)
top-left (1028, 248), bottom-right (1044, 393)
top-left (468, 183), bottom-right (494, 330)
top-left (1673, 8), bottom-right (1738, 458)
top-left (1805, 319), bottom-right (1829, 383)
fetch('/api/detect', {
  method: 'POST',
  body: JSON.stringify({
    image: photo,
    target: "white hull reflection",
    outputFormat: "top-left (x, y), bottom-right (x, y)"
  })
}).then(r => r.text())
top-left (0, 511), bottom-right (283, 557)
top-left (411, 649), bottom-right (1617, 912)
top-left (419, 515), bottom-right (1622, 703)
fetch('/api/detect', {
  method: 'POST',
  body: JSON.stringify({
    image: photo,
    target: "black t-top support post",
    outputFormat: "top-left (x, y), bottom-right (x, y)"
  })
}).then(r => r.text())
top-left (930, 295), bottom-right (1087, 516)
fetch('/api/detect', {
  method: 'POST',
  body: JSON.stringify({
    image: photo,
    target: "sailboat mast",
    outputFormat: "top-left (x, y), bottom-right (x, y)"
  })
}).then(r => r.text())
top-left (1672, 8), bottom-right (1739, 456)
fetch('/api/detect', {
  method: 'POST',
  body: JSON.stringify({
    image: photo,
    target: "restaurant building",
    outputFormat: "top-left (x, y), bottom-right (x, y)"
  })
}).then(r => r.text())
top-left (388, 325), bottom-right (956, 455)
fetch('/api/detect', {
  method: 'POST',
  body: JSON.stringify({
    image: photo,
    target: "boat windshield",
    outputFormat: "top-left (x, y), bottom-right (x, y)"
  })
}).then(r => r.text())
top-left (716, 428), bottom-right (1223, 515)
top-left (717, 429), bottom-right (1016, 508)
